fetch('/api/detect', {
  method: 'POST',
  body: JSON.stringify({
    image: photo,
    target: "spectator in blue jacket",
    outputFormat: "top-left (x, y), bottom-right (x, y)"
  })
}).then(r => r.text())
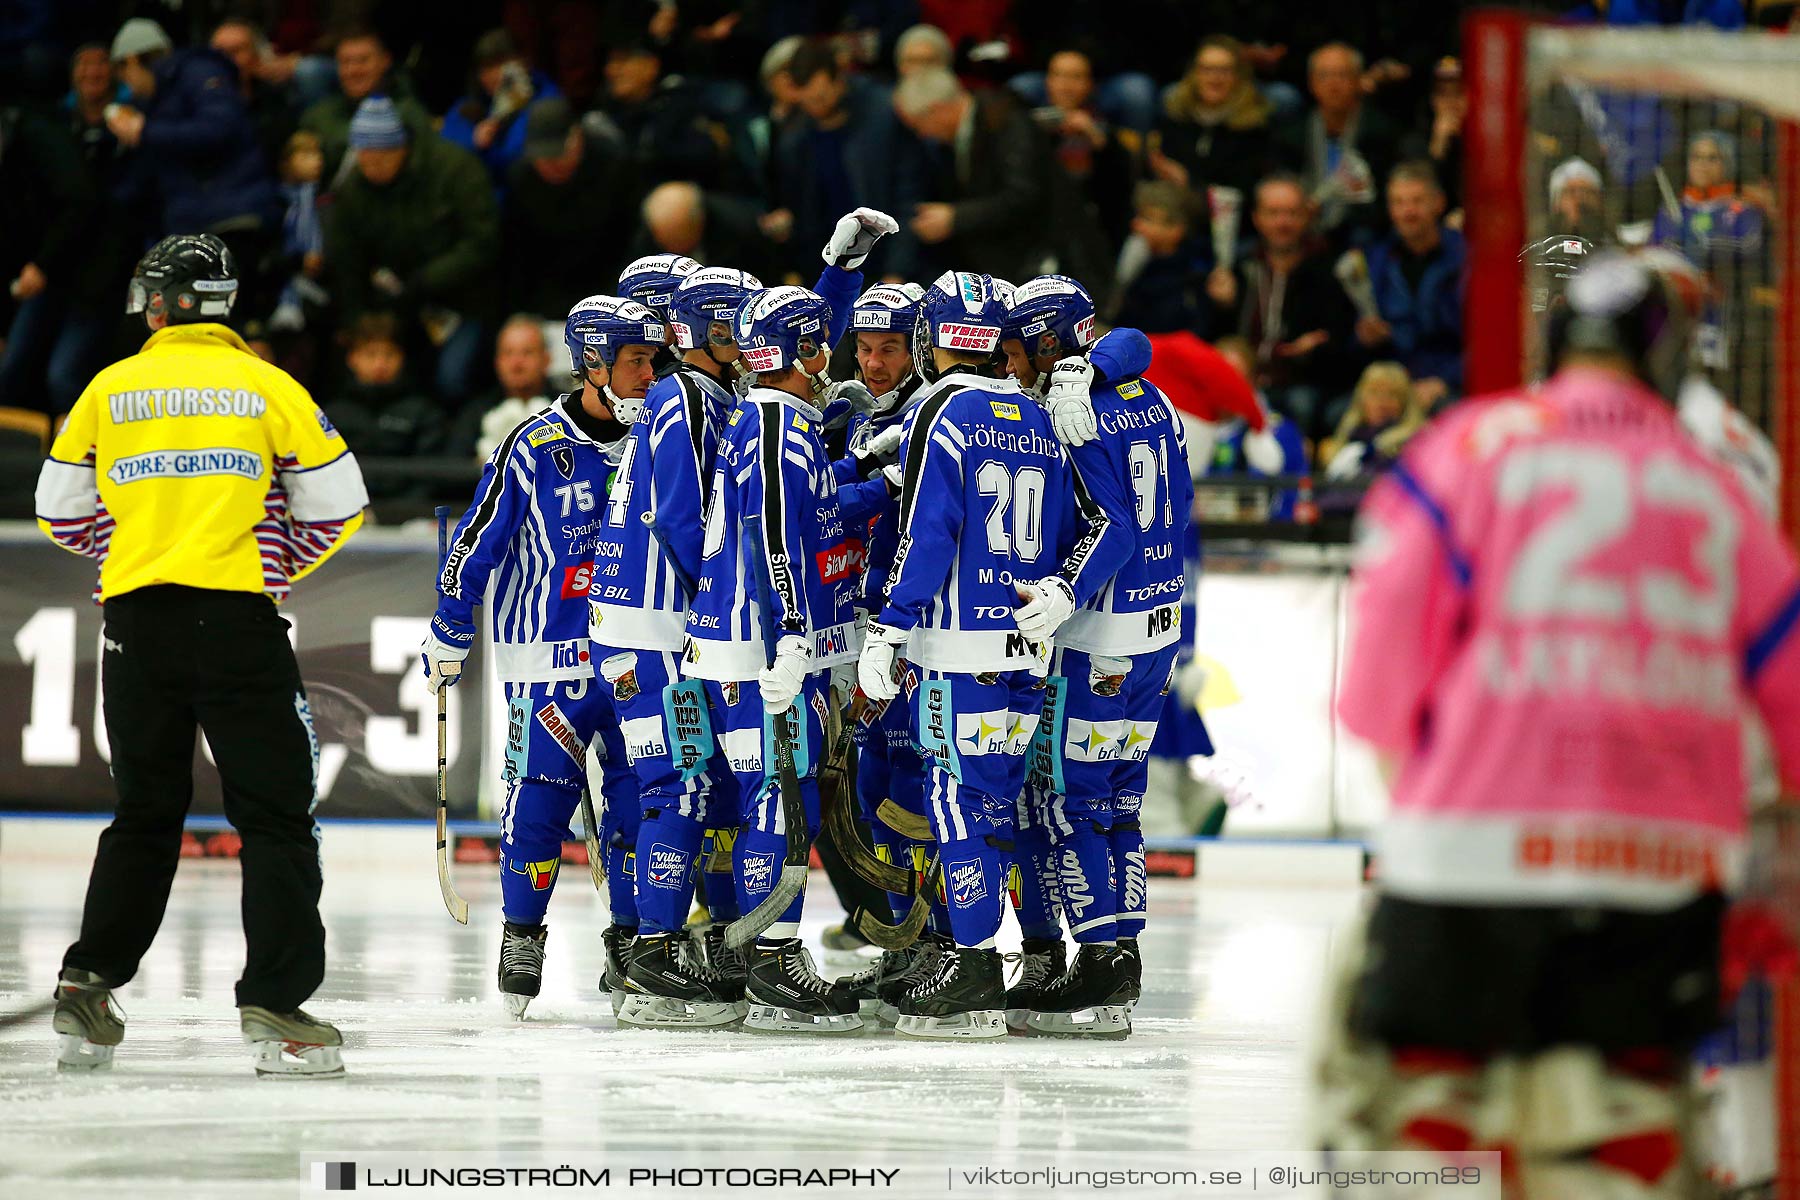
top-left (107, 18), bottom-right (280, 318)
top-left (1353, 160), bottom-right (1463, 412)
top-left (440, 30), bottom-right (562, 195)
top-left (773, 39), bottom-right (917, 279)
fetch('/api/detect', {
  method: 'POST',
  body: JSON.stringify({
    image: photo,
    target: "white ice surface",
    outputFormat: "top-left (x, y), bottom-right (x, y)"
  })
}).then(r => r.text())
top-left (0, 822), bottom-right (1364, 1197)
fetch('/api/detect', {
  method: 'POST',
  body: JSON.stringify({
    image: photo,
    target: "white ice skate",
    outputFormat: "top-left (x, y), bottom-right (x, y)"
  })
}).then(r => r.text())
top-left (241, 1006), bottom-right (345, 1078)
top-left (53, 969), bottom-right (125, 1072)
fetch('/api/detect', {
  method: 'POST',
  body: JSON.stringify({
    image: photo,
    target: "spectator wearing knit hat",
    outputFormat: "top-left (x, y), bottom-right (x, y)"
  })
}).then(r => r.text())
top-left (299, 28), bottom-right (434, 183)
top-left (324, 98), bottom-right (499, 402)
top-left (1548, 156), bottom-right (1606, 242)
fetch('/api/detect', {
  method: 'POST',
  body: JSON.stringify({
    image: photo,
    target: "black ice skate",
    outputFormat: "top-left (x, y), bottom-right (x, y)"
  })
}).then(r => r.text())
top-left (598, 924), bottom-right (634, 1015)
top-left (833, 947), bottom-right (912, 1019)
top-left (873, 931), bottom-right (950, 1026)
top-left (1002, 937), bottom-right (1068, 1031)
top-left (894, 946), bottom-right (1007, 1041)
top-left (742, 938), bottom-right (863, 1034)
top-left (702, 924), bottom-right (746, 991)
top-left (1117, 936), bottom-right (1143, 1009)
top-left (240, 1006), bottom-right (345, 1077)
top-left (52, 968), bottom-right (125, 1071)
top-left (615, 932), bottom-right (744, 1029)
top-left (498, 921), bottom-right (547, 1019)
top-left (1024, 944), bottom-right (1134, 1040)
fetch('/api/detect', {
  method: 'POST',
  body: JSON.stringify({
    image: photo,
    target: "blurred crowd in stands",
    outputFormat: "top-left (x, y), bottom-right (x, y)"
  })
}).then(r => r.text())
top-left (0, 0), bottom-right (1790, 507)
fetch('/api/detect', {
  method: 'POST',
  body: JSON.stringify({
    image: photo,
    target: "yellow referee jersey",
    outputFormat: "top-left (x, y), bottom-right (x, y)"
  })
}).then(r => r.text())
top-left (34, 324), bottom-right (369, 602)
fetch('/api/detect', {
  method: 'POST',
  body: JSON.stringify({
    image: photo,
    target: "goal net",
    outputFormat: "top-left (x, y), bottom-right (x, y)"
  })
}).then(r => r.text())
top-left (1464, 16), bottom-right (1800, 1197)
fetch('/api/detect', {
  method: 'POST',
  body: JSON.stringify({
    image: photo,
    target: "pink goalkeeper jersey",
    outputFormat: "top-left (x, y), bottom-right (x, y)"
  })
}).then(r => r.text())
top-left (1339, 367), bottom-right (1800, 909)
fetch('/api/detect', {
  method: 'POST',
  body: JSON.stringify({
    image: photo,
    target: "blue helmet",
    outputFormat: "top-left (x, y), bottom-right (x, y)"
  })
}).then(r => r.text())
top-left (617, 253), bottom-right (701, 321)
top-left (668, 267), bottom-right (762, 351)
top-left (1005, 274), bottom-right (1097, 358)
top-left (849, 282), bottom-right (924, 339)
top-left (733, 286), bottom-right (834, 375)
top-left (912, 270), bottom-right (1009, 381)
top-left (564, 295), bottom-right (665, 379)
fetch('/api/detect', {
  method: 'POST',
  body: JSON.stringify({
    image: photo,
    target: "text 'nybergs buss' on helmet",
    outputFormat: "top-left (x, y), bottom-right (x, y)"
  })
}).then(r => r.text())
top-left (127, 233), bottom-right (239, 324)
top-left (617, 254), bottom-right (702, 321)
top-left (912, 270), bottom-right (1010, 382)
top-left (733, 286), bottom-right (834, 375)
top-left (668, 267), bottom-right (763, 351)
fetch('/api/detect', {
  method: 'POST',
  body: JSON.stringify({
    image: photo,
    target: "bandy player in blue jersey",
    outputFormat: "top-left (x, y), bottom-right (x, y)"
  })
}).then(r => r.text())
top-left (586, 266), bottom-right (762, 1028)
top-left (683, 285), bottom-right (865, 1034)
top-left (419, 297), bottom-right (662, 1018)
top-left (1000, 276), bottom-right (1192, 1038)
top-left (856, 271), bottom-right (1114, 1040)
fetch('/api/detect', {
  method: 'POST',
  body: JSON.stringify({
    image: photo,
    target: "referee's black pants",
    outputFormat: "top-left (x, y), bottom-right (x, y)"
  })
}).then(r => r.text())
top-left (63, 585), bottom-right (326, 1011)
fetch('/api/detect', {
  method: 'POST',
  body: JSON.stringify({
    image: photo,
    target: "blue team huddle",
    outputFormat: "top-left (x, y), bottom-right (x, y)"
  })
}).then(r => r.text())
top-left (419, 206), bottom-right (1193, 1041)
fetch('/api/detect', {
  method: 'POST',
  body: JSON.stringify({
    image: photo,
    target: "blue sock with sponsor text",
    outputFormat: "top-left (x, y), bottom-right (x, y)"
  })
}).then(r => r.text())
top-left (1010, 821), bottom-right (1062, 941)
top-left (735, 826), bottom-right (804, 942)
top-left (937, 835), bottom-right (1006, 949)
top-left (1054, 826), bottom-right (1117, 944)
top-left (633, 809), bottom-right (705, 935)
top-left (1110, 818), bottom-right (1147, 940)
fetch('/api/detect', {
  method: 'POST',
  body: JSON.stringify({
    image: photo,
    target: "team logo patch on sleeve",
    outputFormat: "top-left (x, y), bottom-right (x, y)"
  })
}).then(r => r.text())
top-left (527, 423), bottom-right (566, 447)
top-left (316, 409), bottom-right (340, 437)
top-left (550, 444), bottom-right (575, 479)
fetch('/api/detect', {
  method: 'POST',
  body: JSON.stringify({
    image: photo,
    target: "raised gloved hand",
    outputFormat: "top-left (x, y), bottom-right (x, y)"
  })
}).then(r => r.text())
top-left (1013, 575), bottom-right (1076, 644)
top-left (759, 633), bottom-right (813, 713)
top-left (420, 611), bottom-right (474, 692)
top-left (856, 619), bottom-right (908, 703)
top-left (1043, 358), bottom-right (1099, 447)
top-left (822, 207), bottom-right (900, 270)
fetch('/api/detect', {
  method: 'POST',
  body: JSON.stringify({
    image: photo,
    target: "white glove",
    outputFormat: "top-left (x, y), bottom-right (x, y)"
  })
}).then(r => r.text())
top-left (822, 207), bottom-right (899, 270)
top-left (1013, 576), bottom-right (1076, 644)
top-left (880, 463), bottom-right (904, 497)
top-left (419, 621), bottom-right (471, 693)
top-left (857, 620), bottom-right (908, 703)
top-left (859, 421), bottom-right (904, 464)
top-left (759, 634), bottom-right (812, 714)
top-left (1044, 358), bottom-right (1099, 447)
